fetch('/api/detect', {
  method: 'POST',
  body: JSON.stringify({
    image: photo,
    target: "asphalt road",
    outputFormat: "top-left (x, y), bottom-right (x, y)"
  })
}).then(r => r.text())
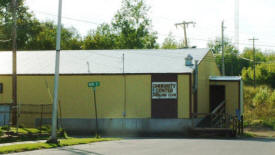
top-left (9, 138), bottom-right (275, 155)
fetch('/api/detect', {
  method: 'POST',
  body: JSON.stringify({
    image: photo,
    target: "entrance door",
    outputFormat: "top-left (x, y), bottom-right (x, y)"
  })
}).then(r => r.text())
top-left (151, 74), bottom-right (177, 118)
top-left (210, 85), bottom-right (225, 112)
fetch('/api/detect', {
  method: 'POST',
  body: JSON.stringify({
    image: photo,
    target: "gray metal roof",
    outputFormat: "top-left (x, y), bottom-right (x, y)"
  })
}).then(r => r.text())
top-left (0, 48), bottom-right (209, 74)
top-left (209, 76), bottom-right (242, 81)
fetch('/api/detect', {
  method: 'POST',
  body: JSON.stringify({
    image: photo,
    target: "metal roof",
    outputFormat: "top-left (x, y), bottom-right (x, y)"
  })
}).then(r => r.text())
top-left (0, 48), bottom-right (209, 74)
top-left (209, 76), bottom-right (242, 81)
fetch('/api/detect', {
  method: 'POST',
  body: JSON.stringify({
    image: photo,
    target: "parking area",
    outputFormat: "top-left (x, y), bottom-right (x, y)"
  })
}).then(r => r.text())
top-left (9, 138), bottom-right (275, 155)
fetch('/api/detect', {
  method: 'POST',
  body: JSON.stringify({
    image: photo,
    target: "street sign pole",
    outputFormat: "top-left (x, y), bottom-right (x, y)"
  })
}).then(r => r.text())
top-left (93, 87), bottom-right (99, 138)
top-left (88, 81), bottom-right (100, 138)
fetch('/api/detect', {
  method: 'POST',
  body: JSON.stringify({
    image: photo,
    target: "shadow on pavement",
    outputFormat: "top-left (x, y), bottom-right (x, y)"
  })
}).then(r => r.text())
top-left (57, 147), bottom-right (104, 155)
top-left (236, 137), bottom-right (275, 143)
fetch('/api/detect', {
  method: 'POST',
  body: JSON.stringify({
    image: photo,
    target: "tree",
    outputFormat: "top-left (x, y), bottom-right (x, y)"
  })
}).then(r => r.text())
top-left (24, 21), bottom-right (82, 50)
top-left (161, 33), bottom-right (177, 49)
top-left (208, 38), bottom-right (246, 75)
top-left (242, 63), bottom-right (275, 88)
top-left (0, 1), bottom-right (82, 50)
top-left (0, 0), bottom-right (40, 50)
top-left (241, 48), bottom-right (266, 65)
top-left (82, 24), bottom-right (117, 49)
top-left (112, 0), bottom-right (158, 49)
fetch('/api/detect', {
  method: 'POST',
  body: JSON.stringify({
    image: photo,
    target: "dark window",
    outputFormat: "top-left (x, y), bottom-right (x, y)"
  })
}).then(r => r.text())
top-left (0, 83), bottom-right (3, 94)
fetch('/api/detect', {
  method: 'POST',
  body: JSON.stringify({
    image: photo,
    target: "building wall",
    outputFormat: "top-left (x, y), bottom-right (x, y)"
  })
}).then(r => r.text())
top-left (210, 81), bottom-right (240, 115)
top-left (178, 74), bottom-right (191, 118)
top-left (0, 76), bottom-right (12, 104)
top-left (17, 75), bottom-right (152, 119)
top-left (2, 73), bottom-right (193, 128)
top-left (125, 75), bottom-right (151, 118)
top-left (197, 51), bottom-right (221, 114)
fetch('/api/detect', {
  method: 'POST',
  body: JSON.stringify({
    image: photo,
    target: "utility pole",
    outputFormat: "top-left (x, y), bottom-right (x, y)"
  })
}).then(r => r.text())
top-left (11, 0), bottom-right (17, 126)
top-left (221, 21), bottom-right (225, 76)
top-left (234, 0), bottom-right (239, 50)
top-left (48, 0), bottom-right (62, 144)
top-left (249, 37), bottom-right (258, 88)
top-left (122, 53), bottom-right (126, 117)
top-left (175, 21), bottom-right (196, 48)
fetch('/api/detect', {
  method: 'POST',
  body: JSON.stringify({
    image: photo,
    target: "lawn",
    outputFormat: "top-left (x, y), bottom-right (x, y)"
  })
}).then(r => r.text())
top-left (0, 126), bottom-right (62, 143)
top-left (0, 137), bottom-right (119, 154)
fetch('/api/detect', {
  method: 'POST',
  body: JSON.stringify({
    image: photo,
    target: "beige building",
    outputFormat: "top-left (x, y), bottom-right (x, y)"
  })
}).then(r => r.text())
top-left (0, 49), bottom-right (243, 134)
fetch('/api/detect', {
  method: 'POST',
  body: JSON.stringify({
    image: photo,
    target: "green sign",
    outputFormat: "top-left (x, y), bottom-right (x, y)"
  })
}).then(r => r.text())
top-left (88, 81), bottom-right (100, 88)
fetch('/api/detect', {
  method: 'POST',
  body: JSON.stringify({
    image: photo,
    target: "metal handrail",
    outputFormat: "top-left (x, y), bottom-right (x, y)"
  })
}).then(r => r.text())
top-left (211, 101), bottom-right (225, 114)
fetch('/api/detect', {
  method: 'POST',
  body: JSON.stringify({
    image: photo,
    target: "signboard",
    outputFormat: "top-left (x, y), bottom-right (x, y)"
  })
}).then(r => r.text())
top-left (152, 82), bottom-right (177, 99)
top-left (88, 81), bottom-right (100, 88)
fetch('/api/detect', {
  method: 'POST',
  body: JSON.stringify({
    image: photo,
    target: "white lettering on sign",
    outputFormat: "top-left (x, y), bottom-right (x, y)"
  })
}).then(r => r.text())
top-left (152, 82), bottom-right (177, 99)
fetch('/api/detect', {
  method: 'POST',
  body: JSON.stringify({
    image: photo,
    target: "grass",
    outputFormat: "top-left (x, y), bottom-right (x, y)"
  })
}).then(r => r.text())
top-left (243, 86), bottom-right (275, 130)
top-left (0, 137), bottom-right (119, 154)
top-left (9, 128), bottom-right (46, 134)
top-left (0, 127), bottom-right (64, 144)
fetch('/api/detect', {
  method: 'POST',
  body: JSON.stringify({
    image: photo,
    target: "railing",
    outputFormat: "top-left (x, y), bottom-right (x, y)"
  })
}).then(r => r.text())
top-left (190, 101), bottom-right (244, 136)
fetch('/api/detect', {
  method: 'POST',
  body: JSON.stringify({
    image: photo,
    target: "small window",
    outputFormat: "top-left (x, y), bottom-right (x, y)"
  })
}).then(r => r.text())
top-left (0, 83), bottom-right (3, 94)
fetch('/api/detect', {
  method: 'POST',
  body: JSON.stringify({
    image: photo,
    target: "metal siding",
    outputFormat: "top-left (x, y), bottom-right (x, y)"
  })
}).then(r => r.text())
top-left (17, 75), bottom-right (152, 127)
top-left (0, 76), bottom-right (12, 104)
top-left (125, 75), bottom-right (151, 118)
top-left (197, 51), bottom-right (221, 114)
top-left (209, 81), bottom-right (240, 115)
top-left (178, 74), bottom-right (190, 118)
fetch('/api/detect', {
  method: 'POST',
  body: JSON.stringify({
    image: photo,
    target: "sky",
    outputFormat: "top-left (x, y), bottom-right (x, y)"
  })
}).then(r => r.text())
top-left (25, 0), bottom-right (275, 52)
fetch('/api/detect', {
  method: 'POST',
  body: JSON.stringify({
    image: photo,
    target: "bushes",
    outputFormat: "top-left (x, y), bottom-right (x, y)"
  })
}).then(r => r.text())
top-left (244, 85), bottom-right (275, 129)
top-left (242, 63), bottom-right (275, 88)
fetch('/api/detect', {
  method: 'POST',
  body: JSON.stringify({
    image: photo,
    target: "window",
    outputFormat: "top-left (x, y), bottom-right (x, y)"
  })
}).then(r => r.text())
top-left (0, 83), bottom-right (3, 94)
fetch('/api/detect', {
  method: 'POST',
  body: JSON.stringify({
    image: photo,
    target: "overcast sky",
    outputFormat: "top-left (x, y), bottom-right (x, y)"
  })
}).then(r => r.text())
top-left (25, 0), bottom-right (275, 52)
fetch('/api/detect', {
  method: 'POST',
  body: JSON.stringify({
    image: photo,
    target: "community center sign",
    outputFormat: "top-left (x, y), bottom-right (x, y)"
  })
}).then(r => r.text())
top-left (152, 82), bottom-right (177, 99)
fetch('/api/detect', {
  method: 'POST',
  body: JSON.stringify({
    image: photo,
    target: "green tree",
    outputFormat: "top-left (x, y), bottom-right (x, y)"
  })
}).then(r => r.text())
top-left (0, 0), bottom-right (82, 50)
top-left (112, 0), bottom-right (158, 49)
top-left (161, 33), bottom-right (177, 49)
top-left (242, 63), bottom-right (275, 88)
top-left (0, 0), bottom-right (40, 50)
top-left (25, 21), bottom-right (82, 50)
top-left (82, 24), bottom-right (117, 49)
top-left (208, 38), bottom-right (247, 75)
top-left (241, 48), bottom-right (266, 66)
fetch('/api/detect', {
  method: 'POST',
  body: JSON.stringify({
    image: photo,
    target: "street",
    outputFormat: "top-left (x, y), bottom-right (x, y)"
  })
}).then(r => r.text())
top-left (9, 138), bottom-right (275, 155)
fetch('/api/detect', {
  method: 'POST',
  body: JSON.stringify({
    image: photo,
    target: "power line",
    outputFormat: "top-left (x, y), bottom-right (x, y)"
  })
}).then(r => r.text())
top-left (35, 11), bottom-right (100, 25)
top-left (249, 37), bottom-right (259, 88)
top-left (175, 21), bottom-right (196, 48)
top-left (159, 33), bottom-right (275, 49)
top-left (221, 21), bottom-right (225, 76)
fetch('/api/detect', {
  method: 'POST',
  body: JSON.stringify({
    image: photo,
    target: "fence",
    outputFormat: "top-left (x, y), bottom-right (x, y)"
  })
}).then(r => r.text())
top-left (18, 104), bottom-right (52, 128)
top-left (0, 104), bottom-right (53, 129)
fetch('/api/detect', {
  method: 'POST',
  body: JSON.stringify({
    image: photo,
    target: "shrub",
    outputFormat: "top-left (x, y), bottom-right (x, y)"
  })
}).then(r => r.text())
top-left (19, 124), bottom-right (25, 128)
top-left (269, 90), bottom-right (275, 108)
top-left (1, 125), bottom-right (11, 131)
top-left (0, 129), bottom-right (3, 136)
top-left (244, 85), bottom-right (275, 129)
top-left (252, 86), bottom-right (270, 106)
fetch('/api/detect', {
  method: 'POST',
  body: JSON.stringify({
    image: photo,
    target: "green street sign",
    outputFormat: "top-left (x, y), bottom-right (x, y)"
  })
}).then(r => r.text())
top-left (88, 81), bottom-right (100, 88)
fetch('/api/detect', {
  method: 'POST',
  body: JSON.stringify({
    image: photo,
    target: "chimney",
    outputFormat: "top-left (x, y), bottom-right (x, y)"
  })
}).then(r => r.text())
top-left (185, 54), bottom-right (193, 66)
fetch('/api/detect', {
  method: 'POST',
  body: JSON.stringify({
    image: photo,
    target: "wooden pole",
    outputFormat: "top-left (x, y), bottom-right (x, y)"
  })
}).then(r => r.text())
top-left (11, 0), bottom-right (17, 126)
